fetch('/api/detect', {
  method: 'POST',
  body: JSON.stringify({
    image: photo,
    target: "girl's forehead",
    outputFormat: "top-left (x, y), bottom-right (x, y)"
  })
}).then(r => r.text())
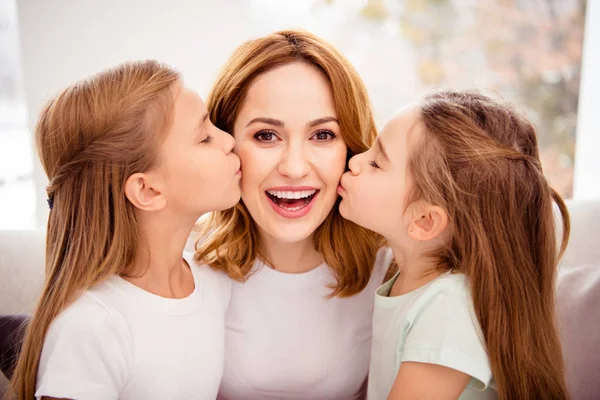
top-left (380, 106), bottom-right (422, 153)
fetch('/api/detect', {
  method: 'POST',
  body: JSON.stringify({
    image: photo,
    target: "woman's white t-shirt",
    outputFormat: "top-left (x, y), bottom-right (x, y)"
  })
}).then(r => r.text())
top-left (217, 247), bottom-right (394, 400)
top-left (35, 250), bottom-right (231, 400)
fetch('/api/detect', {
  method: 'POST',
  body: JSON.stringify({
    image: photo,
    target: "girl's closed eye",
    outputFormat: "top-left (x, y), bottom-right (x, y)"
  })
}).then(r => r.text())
top-left (201, 134), bottom-right (213, 144)
top-left (369, 160), bottom-right (380, 169)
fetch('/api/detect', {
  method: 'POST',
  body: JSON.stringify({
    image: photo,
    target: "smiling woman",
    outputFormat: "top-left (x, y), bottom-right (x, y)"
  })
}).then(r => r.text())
top-left (193, 30), bottom-right (393, 400)
top-left (241, 111), bottom-right (340, 220)
top-left (232, 61), bottom-right (348, 245)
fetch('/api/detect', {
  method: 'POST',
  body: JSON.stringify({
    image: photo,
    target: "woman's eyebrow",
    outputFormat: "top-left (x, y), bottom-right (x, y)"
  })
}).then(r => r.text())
top-left (308, 116), bottom-right (339, 127)
top-left (245, 117), bottom-right (284, 128)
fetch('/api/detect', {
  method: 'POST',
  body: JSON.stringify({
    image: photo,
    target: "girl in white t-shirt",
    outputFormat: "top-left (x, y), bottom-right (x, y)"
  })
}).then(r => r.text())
top-left (10, 60), bottom-right (241, 400)
top-left (338, 90), bottom-right (570, 400)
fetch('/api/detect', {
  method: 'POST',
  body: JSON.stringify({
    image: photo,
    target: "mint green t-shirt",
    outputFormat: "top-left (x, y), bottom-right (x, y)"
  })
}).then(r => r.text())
top-left (367, 271), bottom-right (497, 400)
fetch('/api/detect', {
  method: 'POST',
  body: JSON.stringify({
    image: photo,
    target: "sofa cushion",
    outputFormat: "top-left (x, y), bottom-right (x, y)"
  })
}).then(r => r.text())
top-left (0, 230), bottom-right (45, 315)
top-left (556, 263), bottom-right (600, 400)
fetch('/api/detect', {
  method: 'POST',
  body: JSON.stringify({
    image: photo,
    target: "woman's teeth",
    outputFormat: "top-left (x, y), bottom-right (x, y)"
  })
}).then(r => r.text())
top-left (266, 189), bottom-right (317, 199)
top-left (266, 189), bottom-right (318, 210)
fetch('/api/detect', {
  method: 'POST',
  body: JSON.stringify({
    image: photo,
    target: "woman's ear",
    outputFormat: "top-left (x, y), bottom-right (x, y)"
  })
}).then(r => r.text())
top-left (407, 203), bottom-right (448, 241)
top-left (124, 172), bottom-right (167, 212)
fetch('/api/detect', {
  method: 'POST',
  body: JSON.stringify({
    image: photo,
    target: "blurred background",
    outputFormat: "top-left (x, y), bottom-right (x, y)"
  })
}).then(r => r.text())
top-left (0, 0), bottom-right (597, 230)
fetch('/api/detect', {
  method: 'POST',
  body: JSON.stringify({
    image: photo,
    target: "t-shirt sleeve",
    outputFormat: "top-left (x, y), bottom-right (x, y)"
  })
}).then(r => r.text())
top-left (35, 295), bottom-right (132, 400)
top-left (400, 283), bottom-right (493, 390)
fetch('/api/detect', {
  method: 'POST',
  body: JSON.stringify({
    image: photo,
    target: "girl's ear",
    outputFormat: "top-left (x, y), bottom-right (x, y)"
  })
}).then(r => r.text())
top-left (407, 202), bottom-right (448, 241)
top-left (124, 172), bottom-right (167, 211)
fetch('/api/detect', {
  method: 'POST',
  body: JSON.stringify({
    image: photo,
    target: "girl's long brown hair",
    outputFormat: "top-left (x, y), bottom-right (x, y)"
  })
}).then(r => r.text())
top-left (9, 60), bottom-right (179, 399)
top-left (411, 90), bottom-right (569, 399)
top-left (195, 30), bottom-right (383, 297)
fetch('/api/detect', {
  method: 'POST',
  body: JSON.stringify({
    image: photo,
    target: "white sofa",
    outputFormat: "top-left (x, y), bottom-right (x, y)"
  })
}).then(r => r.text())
top-left (1, 200), bottom-right (599, 315)
top-left (1, 200), bottom-right (599, 398)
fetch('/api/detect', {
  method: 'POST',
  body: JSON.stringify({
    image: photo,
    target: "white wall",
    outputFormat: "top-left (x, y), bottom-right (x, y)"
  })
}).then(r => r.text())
top-left (16, 0), bottom-right (598, 229)
top-left (573, 0), bottom-right (600, 200)
top-left (17, 0), bottom-right (410, 227)
top-left (16, 0), bottom-right (256, 226)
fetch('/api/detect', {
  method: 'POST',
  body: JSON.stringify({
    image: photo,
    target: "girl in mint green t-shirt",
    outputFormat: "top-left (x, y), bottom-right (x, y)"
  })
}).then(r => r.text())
top-left (337, 90), bottom-right (570, 400)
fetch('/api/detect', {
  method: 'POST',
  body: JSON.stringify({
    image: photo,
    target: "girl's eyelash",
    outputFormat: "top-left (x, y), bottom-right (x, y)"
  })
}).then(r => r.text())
top-left (201, 134), bottom-right (213, 144)
top-left (369, 160), bottom-right (380, 169)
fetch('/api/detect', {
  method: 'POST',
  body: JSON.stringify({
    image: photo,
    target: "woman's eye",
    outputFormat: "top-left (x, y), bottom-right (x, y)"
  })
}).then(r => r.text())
top-left (312, 129), bottom-right (336, 141)
top-left (369, 160), bottom-right (380, 169)
top-left (254, 130), bottom-right (278, 142)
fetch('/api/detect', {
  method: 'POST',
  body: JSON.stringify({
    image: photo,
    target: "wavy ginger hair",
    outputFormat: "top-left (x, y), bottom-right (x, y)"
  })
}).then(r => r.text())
top-left (195, 30), bottom-right (382, 297)
top-left (411, 91), bottom-right (570, 399)
top-left (9, 60), bottom-right (180, 400)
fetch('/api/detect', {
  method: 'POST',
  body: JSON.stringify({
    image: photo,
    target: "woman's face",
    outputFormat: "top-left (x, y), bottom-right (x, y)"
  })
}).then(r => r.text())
top-left (233, 62), bottom-right (347, 244)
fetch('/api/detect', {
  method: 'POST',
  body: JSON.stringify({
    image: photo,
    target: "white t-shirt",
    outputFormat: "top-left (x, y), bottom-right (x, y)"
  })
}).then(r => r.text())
top-left (217, 247), bottom-right (394, 400)
top-left (35, 250), bottom-right (231, 400)
top-left (367, 271), bottom-right (497, 400)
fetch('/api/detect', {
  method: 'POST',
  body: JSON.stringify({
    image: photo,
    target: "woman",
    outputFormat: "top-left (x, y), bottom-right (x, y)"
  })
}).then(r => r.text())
top-left (194, 30), bottom-right (393, 399)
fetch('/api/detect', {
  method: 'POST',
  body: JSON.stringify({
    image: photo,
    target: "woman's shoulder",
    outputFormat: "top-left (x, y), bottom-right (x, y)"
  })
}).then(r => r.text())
top-left (375, 246), bottom-right (394, 267)
top-left (185, 227), bottom-right (204, 253)
top-left (372, 246), bottom-right (395, 284)
top-left (183, 244), bottom-right (233, 309)
top-left (185, 216), bottom-right (220, 252)
top-left (184, 249), bottom-right (232, 284)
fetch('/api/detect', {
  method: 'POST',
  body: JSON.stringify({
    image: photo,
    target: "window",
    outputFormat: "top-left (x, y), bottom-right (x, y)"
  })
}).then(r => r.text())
top-left (0, 0), bottom-right (587, 229)
top-left (0, 0), bottom-right (35, 229)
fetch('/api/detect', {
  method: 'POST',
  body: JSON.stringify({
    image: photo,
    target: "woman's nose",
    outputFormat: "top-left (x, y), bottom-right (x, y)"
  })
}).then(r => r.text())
top-left (278, 141), bottom-right (311, 179)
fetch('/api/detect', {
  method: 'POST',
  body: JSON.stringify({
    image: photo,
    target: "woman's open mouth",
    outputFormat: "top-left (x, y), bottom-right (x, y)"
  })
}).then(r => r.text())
top-left (265, 188), bottom-right (319, 218)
